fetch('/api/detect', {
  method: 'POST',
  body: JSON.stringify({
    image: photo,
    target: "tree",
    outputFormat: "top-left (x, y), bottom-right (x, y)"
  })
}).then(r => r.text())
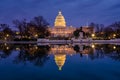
top-left (13, 19), bottom-right (28, 38)
top-left (104, 27), bottom-right (114, 39)
top-left (108, 21), bottom-right (120, 38)
top-left (0, 24), bottom-right (14, 40)
top-left (13, 16), bottom-right (50, 39)
top-left (13, 45), bottom-right (50, 67)
top-left (30, 16), bottom-right (50, 38)
top-left (73, 29), bottom-right (80, 38)
top-left (73, 27), bottom-right (83, 38)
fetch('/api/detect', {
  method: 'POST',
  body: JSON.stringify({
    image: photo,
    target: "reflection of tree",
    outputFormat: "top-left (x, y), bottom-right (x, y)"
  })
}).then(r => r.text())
top-left (13, 45), bottom-right (50, 67)
top-left (0, 44), bottom-right (13, 59)
top-left (73, 44), bottom-right (120, 61)
top-left (95, 44), bottom-right (120, 61)
top-left (73, 45), bottom-right (83, 57)
top-left (73, 45), bottom-right (80, 53)
top-left (82, 46), bottom-right (94, 60)
top-left (73, 45), bottom-right (94, 58)
top-left (107, 45), bottom-right (120, 61)
top-left (91, 44), bottom-right (105, 60)
top-left (102, 44), bottom-right (115, 54)
top-left (0, 44), bottom-right (120, 63)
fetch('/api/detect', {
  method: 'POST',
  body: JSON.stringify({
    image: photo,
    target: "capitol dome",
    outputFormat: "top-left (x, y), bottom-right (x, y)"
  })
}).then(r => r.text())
top-left (54, 11), bottom-right (66, 27)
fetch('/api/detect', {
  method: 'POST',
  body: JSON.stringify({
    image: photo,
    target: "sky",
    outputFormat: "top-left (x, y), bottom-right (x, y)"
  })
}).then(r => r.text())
top-left (0, 0), bottom-right (120, 28)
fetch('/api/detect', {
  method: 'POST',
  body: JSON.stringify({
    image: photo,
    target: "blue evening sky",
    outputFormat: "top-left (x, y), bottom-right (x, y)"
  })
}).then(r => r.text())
top-left (0, 0), bottom-right (120, 28)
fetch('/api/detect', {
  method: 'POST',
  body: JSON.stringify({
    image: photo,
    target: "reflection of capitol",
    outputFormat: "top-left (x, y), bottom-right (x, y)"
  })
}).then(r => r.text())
top-left (49, 45), bottom-right (76, 70)
top-left (55, 54), bottom-right (66, 70)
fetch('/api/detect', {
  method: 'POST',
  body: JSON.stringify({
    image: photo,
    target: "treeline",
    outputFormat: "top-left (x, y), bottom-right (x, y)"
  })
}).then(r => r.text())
top-left (74, 21), bottom-right (120, 39)
top-left (0, 15), bottom-right (120, 40)
top-left (0, 16), bottom-right (50, 41)
top-left (89, 22), bottom-right (120, 39)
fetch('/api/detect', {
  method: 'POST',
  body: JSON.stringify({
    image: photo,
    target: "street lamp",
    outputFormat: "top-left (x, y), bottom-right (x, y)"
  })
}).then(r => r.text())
top-left (6, 34), bottom-right (9, 37)
top-left (6, 46), bottom-right (9, 50)
top-left (113, 34), bottom-right (116, 39)
top-left (16, 32), bottom-right (19, 35)
top-left (92, 34), bottom-right (95, 37)
top-left (91, 33), bottom-right (95, 39)
top-left (113, 46), bottom-right (116, 49)
top-left (35, 34), bottom-right (38, 38)
top-left (4, 37), bottom-right (7, 40)
top-left (91, 44), bottom-right (95, 48)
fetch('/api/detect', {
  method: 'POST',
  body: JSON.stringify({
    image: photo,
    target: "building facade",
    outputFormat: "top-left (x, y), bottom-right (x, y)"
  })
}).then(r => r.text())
top-left (49, 11), bottom-right (76, 37)
top-left (49, 11), bottom-right (95, 38)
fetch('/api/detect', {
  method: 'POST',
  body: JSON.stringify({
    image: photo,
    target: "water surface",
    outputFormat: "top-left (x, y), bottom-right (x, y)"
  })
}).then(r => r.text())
top-left (0, 43), bottom-right (120, 80)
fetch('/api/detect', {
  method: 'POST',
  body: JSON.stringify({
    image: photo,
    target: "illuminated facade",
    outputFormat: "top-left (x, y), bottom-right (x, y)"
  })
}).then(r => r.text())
top-left (49, 11), bottom-right (76, 37)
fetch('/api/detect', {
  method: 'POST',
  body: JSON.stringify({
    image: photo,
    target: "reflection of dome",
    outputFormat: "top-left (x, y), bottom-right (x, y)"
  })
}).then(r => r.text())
top-left (54, 54), bottom-right (66, 70)
top-left (54, 11), bottom-right (66, 27)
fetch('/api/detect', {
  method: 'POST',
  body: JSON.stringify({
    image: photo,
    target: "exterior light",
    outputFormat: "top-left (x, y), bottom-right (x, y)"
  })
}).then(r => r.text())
top-left (112, 34), bottom-right (116, 39)
top-left (113, 34), bottom-right (116, 37)
top-left (16, 32), bottom-right (20, 35)
top-left (92, 34), bottom-right (95, 37)
top-left (113, 34), bottom-right (116, 38)
top-left (16, 48), bottom-right (20, 50)
top-left (4, 43), bottom-right (7, 46)
top-left (6, 47), bottom-right (9, 50)
top-left (35, 34), bottom-right (38, 37)
top-left (6, 34), bottom-right (9, 37)
top-left (4, 37), bottom-right (7, 40)
top-left (113, 46), bottom-right (116, 49)
top-left (35, 46), bottom-right (38, 49)
top-left (91, 44), bottom-right (95, 48)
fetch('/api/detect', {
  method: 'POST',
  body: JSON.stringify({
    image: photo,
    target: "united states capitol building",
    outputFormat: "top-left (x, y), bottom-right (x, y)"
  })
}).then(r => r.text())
top-left (49, 11), bottom-right (76, 37)
top-left (49, 11), bottom-right (94, 38)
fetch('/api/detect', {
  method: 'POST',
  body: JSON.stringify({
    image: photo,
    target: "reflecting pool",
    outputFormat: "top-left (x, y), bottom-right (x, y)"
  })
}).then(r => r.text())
top-left (0, 43), bottom-right (120, 80)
